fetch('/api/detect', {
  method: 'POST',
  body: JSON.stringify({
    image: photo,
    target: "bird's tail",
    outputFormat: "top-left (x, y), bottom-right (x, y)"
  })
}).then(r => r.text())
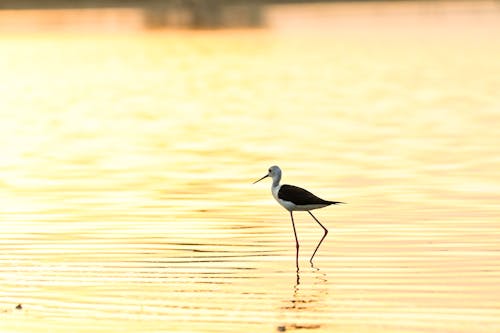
top-left (329, 201), bottom-right (346, 205)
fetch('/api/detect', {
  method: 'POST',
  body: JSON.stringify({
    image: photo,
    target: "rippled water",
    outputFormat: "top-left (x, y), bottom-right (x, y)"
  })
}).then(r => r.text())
top-left (1, 2), bottom-right (500, 332)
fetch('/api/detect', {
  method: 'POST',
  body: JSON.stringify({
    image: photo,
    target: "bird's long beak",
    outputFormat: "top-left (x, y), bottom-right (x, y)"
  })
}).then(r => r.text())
top-left (253, 174), bottom-right (269, 184)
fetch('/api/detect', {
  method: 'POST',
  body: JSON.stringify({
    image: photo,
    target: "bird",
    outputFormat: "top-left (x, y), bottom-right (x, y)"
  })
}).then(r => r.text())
top-left (253, 165), bottom-right (344, 268)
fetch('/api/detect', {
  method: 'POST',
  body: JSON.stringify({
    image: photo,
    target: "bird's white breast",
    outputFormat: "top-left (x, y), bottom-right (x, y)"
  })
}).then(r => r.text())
top-left (272, 184), bottom-right (295, 211)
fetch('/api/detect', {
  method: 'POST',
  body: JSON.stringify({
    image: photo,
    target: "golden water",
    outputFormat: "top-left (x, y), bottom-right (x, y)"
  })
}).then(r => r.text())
top-left (1, 2), bottom-right (500, 332)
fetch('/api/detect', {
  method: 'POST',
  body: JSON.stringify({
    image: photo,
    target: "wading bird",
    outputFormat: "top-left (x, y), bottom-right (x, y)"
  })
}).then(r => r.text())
top-left (254, 166), bottom-right (344, 268)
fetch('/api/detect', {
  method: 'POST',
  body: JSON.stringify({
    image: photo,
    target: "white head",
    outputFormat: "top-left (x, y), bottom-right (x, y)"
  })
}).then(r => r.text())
top-left (253, 165), bottom-right (282, 185)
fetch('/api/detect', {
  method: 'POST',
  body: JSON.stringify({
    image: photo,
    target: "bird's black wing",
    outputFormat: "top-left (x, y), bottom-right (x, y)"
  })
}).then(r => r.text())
top-left (278, 184), bottom-right (341, 206)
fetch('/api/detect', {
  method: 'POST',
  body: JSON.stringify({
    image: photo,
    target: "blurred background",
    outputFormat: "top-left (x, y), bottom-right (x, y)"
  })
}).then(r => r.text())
top-left (1, 1), bottom-right (499, 333)
top-left (0, 0), bottom-right (499, 31)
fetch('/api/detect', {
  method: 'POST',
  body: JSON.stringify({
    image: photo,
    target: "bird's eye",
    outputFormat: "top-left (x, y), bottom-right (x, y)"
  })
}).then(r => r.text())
top-left (268, 169), bottom-right (272, 173)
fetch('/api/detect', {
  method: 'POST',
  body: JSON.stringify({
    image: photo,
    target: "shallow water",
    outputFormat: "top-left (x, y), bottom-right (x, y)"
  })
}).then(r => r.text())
top-left (1, 2), bottom-right (500, 332)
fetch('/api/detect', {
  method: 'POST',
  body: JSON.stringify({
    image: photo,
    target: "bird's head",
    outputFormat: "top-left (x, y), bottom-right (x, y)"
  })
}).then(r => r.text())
top-left (253, 165), bottom-right (281, 184)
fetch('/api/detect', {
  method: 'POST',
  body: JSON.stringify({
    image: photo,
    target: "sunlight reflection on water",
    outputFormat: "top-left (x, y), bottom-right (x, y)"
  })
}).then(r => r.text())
top-left (1, 2), bottom-right (500, 333)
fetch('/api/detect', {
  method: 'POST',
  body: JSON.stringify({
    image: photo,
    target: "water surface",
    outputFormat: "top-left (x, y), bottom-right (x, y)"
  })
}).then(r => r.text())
top-left (1, 2), bottom-right (499, 332)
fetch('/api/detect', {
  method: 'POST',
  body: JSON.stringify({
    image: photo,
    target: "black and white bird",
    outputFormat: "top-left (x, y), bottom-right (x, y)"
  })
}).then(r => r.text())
top-left (254, 165), bottom-right (344, 268)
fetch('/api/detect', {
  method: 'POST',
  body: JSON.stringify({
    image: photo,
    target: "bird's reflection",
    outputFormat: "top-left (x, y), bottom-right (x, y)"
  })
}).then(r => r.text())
top-left (277, 266), bottom-right (328, 331)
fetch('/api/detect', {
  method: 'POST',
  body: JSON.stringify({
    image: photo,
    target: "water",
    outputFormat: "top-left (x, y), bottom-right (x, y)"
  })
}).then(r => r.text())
top-left (1, 2), bottom-right (500, 332)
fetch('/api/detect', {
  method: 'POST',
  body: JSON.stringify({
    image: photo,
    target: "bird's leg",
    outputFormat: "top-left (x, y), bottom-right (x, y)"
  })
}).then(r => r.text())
top-left (290, 211), bottom-right (299, 270)
top-left (308, 211), bottom-right (328, 264)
